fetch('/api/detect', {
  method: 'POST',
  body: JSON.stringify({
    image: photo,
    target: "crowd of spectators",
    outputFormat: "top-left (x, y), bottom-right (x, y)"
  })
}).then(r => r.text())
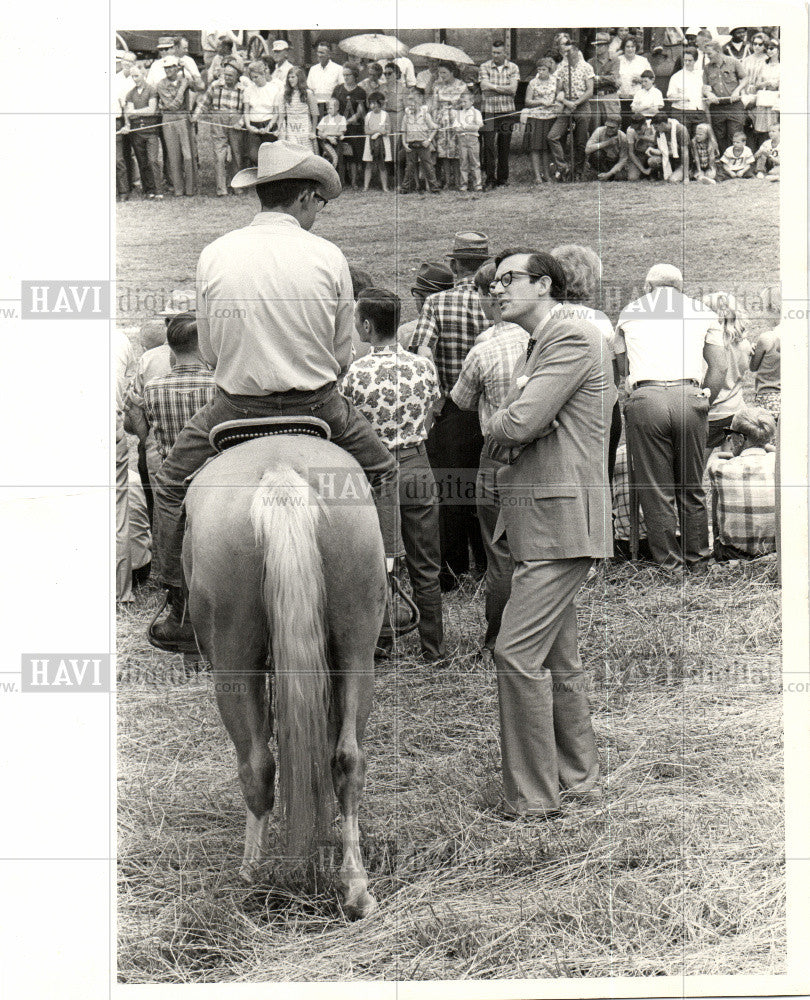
top-left (115, 26), bottom-right (781, 199)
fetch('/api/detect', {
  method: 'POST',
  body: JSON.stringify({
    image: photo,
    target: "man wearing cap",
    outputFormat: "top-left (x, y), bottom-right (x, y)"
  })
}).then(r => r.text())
top-left (193, 62), bottom-right (245, 196)
top-left (584, 115), bottom-right (629, 179)
top-left (724, 27), bottom-right (751, 61)
top-left (271, 40), bottom-right (294, 83)
top-left (588, 32), bottom-right (620, 129)
top-left (702, 41), bottom-right (747, 151)
top-left (151, 141), bottom-right (398, 651)
top-left (485, 248), bottom-right (615, 818)
top-left (411, 233), bottom-right (490, 589)
top-left (156, 57), bottom-right (196, 196)
top-left (307, 41), bottom-right (345, 119)
top-left (397, 262), bottom-right (455, 349)
top-left (613, 264), bottom-right (727, 567)
top-left (147, 36), bottom-right (204, 89)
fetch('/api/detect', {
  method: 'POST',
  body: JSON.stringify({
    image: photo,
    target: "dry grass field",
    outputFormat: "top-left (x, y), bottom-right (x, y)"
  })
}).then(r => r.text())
top-left (116, 169), bottom-right (783, 983)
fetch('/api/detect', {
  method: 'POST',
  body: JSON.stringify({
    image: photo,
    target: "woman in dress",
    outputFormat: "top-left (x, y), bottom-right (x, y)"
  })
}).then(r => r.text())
top-left (701, 292), bottom-right (753, 451)
top-left (616, 35), bottom-right (653, 129)
top-left (751, 39), bottom-right (780, 143)
top-left (333, 63), bottom-right (366, 187)
top-left (523, 58), bottom-right (561, 183)
top-left (431, 62), bottom-right (467, 189)
top-left (277, 66), bottom-right (318, 151)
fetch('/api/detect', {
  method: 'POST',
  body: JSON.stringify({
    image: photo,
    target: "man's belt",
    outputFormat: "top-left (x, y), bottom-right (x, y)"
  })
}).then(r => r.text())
top-left (634, 379), bottom-right (699, 389)
top-left (219, 382), bottom-right (335, 405)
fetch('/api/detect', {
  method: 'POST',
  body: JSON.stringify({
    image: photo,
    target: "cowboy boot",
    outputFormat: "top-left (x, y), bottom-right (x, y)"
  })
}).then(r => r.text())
top-left (148, 585), bottom-right (198, 654)
top-left (417, 598), bottom-right (445, 663)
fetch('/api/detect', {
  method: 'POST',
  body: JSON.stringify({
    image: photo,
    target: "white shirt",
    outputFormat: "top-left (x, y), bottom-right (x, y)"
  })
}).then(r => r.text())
top-left (115, 71), bottom-right (134, 113)
top-left (614, 288), bottom-right (724, 387)
top-left (617, 54), bottom-right (653, 97)
top-left (631, 86), bottom-right (664, 117)
top-left (243, 79), bottom-right (283, 120)
top-left (306, 60), bottom-right (345, 103)
top-left (196, 213), bottom-right (355, 394)
top-left (147, 54), bottom-right (202, 88)
top-left (667, 67), bottom-right (705, 109)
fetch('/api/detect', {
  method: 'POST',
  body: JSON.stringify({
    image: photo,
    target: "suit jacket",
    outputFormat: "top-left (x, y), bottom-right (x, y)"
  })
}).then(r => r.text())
top-left (486, 304), bottom-right (616, 561)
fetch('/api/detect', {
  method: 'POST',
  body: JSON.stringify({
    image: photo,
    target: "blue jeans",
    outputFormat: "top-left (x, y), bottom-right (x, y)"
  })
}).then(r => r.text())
top-left (153, 384), bottom-right (398, 587)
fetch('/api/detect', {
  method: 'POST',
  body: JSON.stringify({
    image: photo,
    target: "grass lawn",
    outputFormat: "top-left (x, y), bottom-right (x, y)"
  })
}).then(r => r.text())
top-left (116, 174), bottom-right (783, 982)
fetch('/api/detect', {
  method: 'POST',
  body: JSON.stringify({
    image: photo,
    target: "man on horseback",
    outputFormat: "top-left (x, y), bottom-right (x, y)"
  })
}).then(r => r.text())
top-left (150, 140), bottom-right (399, 652)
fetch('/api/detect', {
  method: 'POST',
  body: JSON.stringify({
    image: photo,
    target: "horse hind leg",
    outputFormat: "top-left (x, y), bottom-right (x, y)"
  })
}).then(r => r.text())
top-left (213, 648), bottom-right (275, 884)
top-left (330, 658), bottom-right (377, 919)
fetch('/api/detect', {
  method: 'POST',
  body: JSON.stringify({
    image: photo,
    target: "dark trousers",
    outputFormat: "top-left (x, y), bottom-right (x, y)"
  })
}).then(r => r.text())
top-left (476, 450), bottom-right (513, 650)
top-left (402, 143), bottom-right (439, 192)
top-left (624, 383), bottom-right (711, 566)
top-left (708, 101), bottom-right (746, 151)
top-left (548, 110), bottom-right (590, 176)
top-left (425, 398), bottom-right (485, 588)
top-left (153, 385), bottom-right (398, 589)
top-left (608, 399), bottom-right (622, 484)
top-left (397, 443), bottom-right (444, 659)
top-left (116, 128), bottom-right (130, 195)
top-left (481, 113), bottom-right (513, 185)
top-left (129, 128), bottom-right (161, 195)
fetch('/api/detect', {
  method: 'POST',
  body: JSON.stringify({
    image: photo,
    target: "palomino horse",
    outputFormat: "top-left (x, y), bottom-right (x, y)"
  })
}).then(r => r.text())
top-left (183, 430), bottom-right (386, 919)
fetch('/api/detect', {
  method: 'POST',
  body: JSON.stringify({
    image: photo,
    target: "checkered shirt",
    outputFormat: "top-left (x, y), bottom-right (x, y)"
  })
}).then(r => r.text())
top-left (200, 80), bottom-right (244, 116)
top-left (341, 344), bottom-right (440, 450)
top-left (450, 321), bottom-right (527, 432)
top-left (478, 59), bottom-right (520, 115)
top-left (707, 448), bottom-right (776, 556)
top-left (410, 277), bottom-right (489, 396)
top-left (142, 364), bottom-right (216, 459)
top-left (612, 444), bottom-right (647, 541)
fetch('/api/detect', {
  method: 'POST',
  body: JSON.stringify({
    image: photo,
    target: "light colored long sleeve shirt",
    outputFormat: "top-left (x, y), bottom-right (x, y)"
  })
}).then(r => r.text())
top-left (196, 213), bottom-right (355, 394)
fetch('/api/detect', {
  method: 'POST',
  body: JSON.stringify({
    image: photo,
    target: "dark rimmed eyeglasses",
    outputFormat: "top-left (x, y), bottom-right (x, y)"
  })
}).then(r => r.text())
top-left (490, 270), bottom-right (535, 292)
top-left (313, 193), bottom-right (327, 211)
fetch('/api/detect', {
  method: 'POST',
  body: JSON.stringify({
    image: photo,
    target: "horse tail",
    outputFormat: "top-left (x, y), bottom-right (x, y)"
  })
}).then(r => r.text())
top-left (250, 465), bottom-right (333, 859)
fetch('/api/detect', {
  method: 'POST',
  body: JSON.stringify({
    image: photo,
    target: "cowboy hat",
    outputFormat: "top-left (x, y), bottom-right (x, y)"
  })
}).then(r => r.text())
top-left (231, 140), bottom-right (342, 199)
top-left (412, 261), bottom-right (454, 295)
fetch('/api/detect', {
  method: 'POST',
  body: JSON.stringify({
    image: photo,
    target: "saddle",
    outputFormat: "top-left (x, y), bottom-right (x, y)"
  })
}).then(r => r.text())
top-left (209, 416), bottom-right (331, 453)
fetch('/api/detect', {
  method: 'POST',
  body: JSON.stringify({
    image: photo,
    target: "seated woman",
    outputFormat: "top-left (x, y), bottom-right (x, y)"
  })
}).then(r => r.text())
top-left (707, 407), bottom-right (777, 561)
top-left (701, 292), bottom-right (753, 450)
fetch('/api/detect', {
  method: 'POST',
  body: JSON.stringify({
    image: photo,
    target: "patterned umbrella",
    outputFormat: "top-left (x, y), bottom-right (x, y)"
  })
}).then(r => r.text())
top-left (408, 42), bottom-right (475, 65)
top-left (338, 34), bottom-right (409, 60)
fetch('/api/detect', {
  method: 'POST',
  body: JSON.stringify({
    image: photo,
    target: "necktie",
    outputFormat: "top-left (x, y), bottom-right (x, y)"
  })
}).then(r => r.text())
top-left (525, 337), bottom-right (536, 363)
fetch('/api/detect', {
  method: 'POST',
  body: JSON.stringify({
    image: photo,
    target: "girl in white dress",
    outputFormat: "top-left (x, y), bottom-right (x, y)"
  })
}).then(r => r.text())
top-left (277, 67), bottom-right (318, 151)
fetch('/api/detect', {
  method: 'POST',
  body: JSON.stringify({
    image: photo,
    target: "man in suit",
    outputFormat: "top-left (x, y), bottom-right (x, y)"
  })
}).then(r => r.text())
top-left (485, 249), bottom-right (615, 818)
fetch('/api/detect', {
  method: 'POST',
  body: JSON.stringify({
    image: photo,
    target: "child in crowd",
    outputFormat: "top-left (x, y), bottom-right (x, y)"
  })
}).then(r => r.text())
top-left (750, 324), bottom-right (781, 418)
top-left (453, 88), bottom-right (483, 197)
top-left (400, 91), bottom-right (440, 194)
top-left (362, 91), bottom-right (392, 191)
top-left (691, 122), bottom-right (718, 183)
top-left (630, 69), bottom-right (664, 119)
top-left (316, 97), bottom-right (347, 171)
top-left (626, 115), bottom-right (660, 179)
top-left (755, 122), bottom-right (780, 180)
top-left (342, 288), bottom-right (444, 662)
top-left (717, 131), bottom-right (755, 180)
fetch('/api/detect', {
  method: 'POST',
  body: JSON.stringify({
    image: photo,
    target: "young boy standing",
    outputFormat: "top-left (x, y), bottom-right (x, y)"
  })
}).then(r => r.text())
top-left (400, 92), bottom-right (440, 193)
top-left (342, 289), bottom-right (445, 662)
top-left (453, 89), bottom-right (484, 196)
top-left (630, 69), bottom-right (664, 119)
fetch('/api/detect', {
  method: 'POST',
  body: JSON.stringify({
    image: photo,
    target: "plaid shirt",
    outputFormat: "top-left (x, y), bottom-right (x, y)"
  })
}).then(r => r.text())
top-left (142, 364), bottom-right (216, 459)
top-left (200, 80), bottom-right (244, 117)
top-left (708, 448), bottom-right (776, 556)
top-left (478, 59), bottom-right (519, 114)
top-left (612, 444), bottom-right (647, 541)
top-left (410, 276), bottom-right (489, 396)
top-left (450, 321), bottom-right (527, 431)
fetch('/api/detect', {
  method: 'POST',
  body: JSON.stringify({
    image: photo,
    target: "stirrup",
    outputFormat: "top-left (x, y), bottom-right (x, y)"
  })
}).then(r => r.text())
top-left (379, 574), bottom-right (420, 640)
top-left (147, 591), bottom-right (200, 655)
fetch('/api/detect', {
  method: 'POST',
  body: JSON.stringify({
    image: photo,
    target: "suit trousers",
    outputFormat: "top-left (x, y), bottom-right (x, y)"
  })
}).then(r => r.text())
top-left (624, 383), bottom-right (711, 565)
top-left (494, 556), bottom-right (597, 814)
top-left (425, 398), bottom-right (486, 587)
top-left (397, 443), bottom-right (444, 659)
top-left (476, 450), bottom-right (513, 649)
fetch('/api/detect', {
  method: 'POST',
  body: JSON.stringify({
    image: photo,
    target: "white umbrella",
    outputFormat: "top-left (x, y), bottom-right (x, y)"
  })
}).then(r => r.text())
top-left (408, 42), bottom-right (474, 65)
top-left (338, 34), bottom-right (408, 61)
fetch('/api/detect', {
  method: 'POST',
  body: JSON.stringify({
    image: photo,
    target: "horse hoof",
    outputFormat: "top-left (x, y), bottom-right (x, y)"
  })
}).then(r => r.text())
top-left (344, 889), bottom-right (378, 920)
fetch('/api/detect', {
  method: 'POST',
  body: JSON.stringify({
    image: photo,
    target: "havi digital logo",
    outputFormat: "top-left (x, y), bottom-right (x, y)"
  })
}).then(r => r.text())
top-left (21, 654), bottom-right (110, 692)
